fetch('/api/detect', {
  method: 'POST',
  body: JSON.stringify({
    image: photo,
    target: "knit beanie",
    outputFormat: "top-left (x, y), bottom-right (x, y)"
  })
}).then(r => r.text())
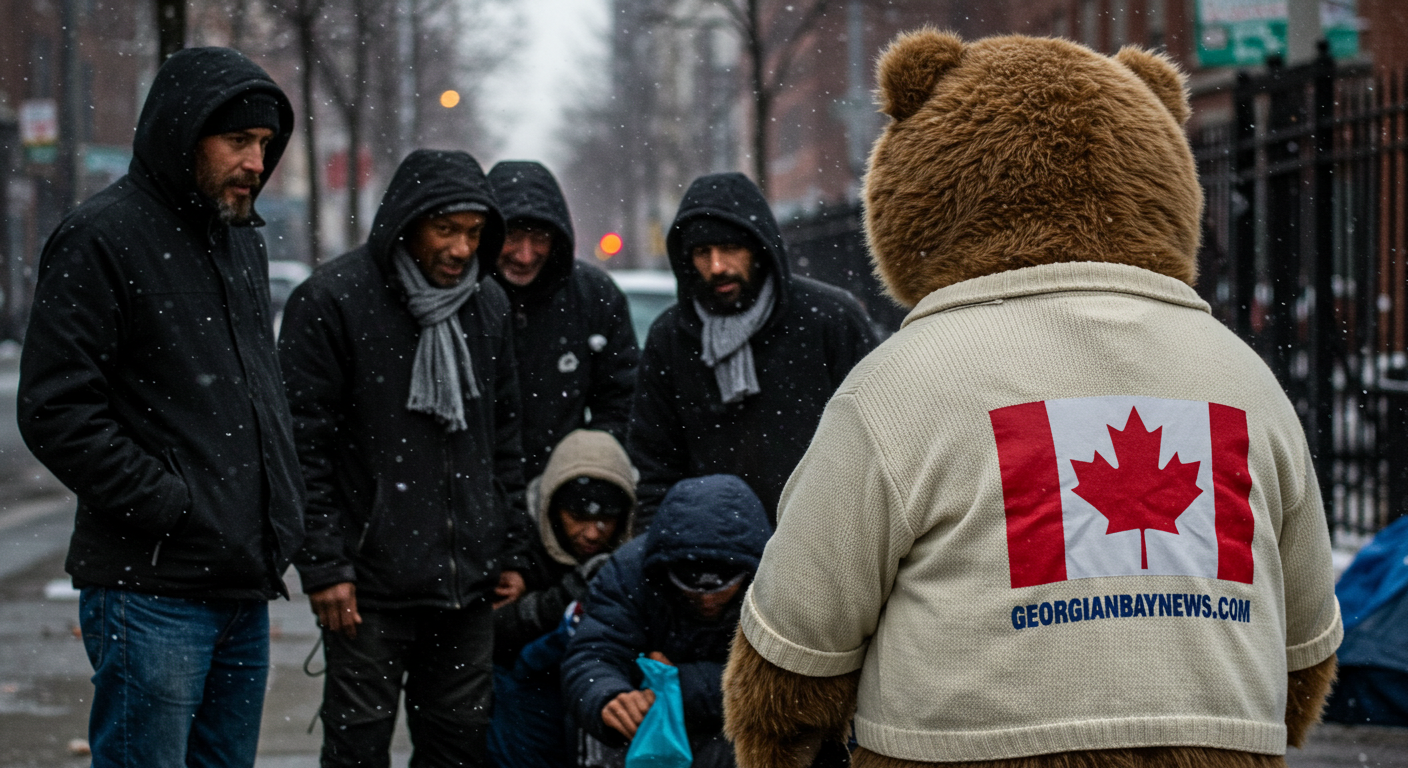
top-left (679, 216), bottom-right (762, 257)
top-left (201, 92), bottom-right (281, 137)
top-left (551, 476), bottom-right (632, 520)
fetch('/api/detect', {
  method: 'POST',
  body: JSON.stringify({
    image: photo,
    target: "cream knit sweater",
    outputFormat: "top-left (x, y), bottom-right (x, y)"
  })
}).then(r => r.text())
top-left (741, 262), bottom-right (1342, 761)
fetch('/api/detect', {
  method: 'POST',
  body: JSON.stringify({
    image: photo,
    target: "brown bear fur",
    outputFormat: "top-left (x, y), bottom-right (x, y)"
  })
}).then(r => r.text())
top-left (862, 30), bottom-right (1203, 308)
top-left (724, 628), bottom-right (1337, 768)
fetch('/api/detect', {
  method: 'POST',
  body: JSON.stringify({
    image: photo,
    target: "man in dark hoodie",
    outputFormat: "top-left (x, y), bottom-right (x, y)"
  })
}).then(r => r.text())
top-left (628, 173), bottom-right (878, 530)
top-left (279, 149), bottom-right (527, 767)
top-left (17, 48), bottom-right (304, 767)
top-left (562, 474), bottom-right (770, 768)
top-left (486, 161), bottom-right (639, 479)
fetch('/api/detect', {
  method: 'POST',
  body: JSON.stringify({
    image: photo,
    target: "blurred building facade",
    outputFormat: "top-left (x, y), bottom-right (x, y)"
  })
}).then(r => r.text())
top-left (0, 0), bottom-right (154, 340)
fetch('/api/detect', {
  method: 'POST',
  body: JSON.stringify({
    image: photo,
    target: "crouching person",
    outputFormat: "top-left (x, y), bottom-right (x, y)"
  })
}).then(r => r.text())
top-left (563, 475), bottom-right (770, 768)
top-left (489, 429), bottom-right (637, 768)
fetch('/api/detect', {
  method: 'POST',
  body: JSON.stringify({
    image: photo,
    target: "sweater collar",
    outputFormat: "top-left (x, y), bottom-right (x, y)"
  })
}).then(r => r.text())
top-left (901, 262), bottom-right (1211, 329)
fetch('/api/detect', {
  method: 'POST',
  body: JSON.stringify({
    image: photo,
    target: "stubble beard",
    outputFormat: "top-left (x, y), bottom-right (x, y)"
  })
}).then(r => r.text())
top-left (695, 272), bottom-right (762, 316)
top-left (196, 165), bottom-right (260, 224)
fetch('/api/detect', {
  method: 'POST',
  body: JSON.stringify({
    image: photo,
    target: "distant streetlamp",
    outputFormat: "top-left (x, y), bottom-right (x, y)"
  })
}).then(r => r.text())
top-left (439, 90), bottom-right (460, 109)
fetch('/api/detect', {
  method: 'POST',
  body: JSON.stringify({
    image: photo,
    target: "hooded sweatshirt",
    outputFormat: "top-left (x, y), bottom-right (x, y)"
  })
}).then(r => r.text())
top-left (487, 161), bottom-right (639, 478)
top-left (18, 47), bottom-right (305, 599)
top-left (627, 173), bottom-right (879, 530)
top-left (563, 474), bottom-right (771, 746)
top-left (280, 149), bottom-right (530, 610)
top-left (493, 429), bottom-right (636, 663)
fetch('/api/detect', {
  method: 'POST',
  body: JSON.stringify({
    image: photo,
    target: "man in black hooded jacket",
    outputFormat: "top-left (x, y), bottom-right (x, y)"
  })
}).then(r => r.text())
top-left (18, 48), bottom-right (305, 767)
top-left (279, 149), bottom-right (528, 767)
top-left (486, 161), bottom-right (639, 479)
top-left (627, 173), bottom-right (879, 530)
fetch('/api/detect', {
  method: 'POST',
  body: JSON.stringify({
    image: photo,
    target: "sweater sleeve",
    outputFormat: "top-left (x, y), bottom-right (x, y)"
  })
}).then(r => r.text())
top-left (18, 225), bottom-right (190, 536)
top-left (740, 392), bottom-right (914, 677)
top-left (1280, 443), bottom-right (1343, 671)
top-left (279, 281), bottom-right (357, 593)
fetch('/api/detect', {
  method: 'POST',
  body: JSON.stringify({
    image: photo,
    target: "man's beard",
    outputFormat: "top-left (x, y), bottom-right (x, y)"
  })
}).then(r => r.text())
top-left (694, 272), bottom-right (763, 315)
top-left (196, 166), bottom-right (260, 224)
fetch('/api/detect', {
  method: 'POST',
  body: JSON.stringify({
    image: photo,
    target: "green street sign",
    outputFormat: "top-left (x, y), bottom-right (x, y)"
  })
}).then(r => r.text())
top-left (1196, 0), bottom-right (1360, 68)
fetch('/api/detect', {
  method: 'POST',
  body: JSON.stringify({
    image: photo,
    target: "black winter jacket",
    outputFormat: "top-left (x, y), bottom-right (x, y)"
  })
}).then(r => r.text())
top-left (487, 161), bottom-right (638, 478)
top-left (627, 173), bottom-right (878, 530)
top-left (17, 48), bottom-right (305, 600)
top-left (280, 149), bottom-right (530, 610)
top-left (562, 474), bottom-right (770, 746)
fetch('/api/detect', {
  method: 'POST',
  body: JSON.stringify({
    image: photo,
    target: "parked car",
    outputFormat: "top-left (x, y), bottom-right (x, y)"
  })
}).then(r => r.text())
top-left (609, 269), bottom-right (677, 346)
top-left (268, 259), bottom-right (313, 338)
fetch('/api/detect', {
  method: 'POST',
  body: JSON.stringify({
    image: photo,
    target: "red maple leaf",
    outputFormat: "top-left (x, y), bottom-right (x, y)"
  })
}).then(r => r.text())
top-left (1071, 407), bottom-right (1203, 569)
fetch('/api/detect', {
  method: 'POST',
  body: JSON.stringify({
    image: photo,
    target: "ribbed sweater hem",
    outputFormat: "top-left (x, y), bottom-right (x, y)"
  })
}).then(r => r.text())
top-left (740, 587), bottom-right (866, 676)
top-left (854, 715), bottom-right (1287, 761)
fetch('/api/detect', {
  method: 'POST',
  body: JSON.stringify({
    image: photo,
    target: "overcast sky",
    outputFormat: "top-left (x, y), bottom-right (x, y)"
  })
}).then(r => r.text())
top-left (479, 0), bottom-right (610, 168)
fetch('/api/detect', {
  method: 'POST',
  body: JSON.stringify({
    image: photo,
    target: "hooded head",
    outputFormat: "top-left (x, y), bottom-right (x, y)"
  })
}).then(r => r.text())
top-left (534, 430), bottom-right (637, 566)
top-left (666, 173), bottom-right (791, 320)
top-left (863, 31), bottom-right (1203, 307)
top-left (130, 47), bottom-right (294, 225)
top-left (366, 149), bottom-right (505, 282)
top-left (486, 161), bottom-right (576, 296)
top-left (643, 475), bottom-right (771, 583)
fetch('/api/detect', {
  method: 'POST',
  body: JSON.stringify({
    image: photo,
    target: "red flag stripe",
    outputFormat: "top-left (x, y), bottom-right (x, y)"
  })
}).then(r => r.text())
top-left (1209, 403), bottom-right (1255, 583)
top-left (991, 401), bottom-right (1067, 588)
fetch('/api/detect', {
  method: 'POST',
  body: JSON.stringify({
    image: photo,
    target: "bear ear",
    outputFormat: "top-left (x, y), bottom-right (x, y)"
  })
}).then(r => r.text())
top-left (1116, 46), bottom-right (1190, 125)
top-left (876, 28), bottom-right (965, 122)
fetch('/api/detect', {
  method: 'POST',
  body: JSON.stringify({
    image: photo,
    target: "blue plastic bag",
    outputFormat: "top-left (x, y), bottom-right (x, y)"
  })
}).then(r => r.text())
top-left (624, 656), bottom-right (692, 768)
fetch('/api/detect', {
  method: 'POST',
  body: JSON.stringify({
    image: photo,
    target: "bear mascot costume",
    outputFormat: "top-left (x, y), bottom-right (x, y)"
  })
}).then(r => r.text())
top-left (720, 30), bottom-right (1342, 768)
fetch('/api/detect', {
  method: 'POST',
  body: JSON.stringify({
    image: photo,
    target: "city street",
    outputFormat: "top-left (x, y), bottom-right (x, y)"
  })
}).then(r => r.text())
top-left (0, 353), bottom-right (1403, 766)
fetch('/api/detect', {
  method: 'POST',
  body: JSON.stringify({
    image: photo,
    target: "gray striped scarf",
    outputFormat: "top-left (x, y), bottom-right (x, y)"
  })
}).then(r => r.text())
top-left (693, 275), bottom-right (776, 404)
top-left (394, 247), bottom-right (481, 432)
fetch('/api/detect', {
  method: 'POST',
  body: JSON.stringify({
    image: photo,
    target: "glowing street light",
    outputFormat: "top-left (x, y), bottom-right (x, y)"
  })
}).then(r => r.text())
top-left (597, 232), bottom-right (623, 260)
top-left (440, 90), bottom-right (461, 109)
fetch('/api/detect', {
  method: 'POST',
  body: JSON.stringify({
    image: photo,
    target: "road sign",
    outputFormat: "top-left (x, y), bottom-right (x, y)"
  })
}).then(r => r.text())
top-left (19, 99), bottom-right (57, 147)
top-left (1196, 0), bottom-right (1360, 68)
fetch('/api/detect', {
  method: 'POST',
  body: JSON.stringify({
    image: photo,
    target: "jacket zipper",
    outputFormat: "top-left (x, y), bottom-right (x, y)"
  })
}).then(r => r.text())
top-left (445, 439), bottom-right (460, 609)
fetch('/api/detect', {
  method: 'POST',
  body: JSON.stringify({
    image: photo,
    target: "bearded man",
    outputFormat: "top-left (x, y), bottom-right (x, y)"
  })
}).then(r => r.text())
top-left (626, 173), bottom-right (879, 530)
top-left (18, 48), bottom-right (305, 767)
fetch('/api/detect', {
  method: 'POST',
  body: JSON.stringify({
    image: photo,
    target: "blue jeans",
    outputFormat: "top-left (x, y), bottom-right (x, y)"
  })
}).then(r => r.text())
top-left (79, 587), bottom-right (270, 768)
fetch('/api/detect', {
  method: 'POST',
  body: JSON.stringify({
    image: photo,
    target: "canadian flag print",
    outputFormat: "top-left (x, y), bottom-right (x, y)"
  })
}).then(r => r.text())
top-left (989, 396), bottom-right (1254, 589)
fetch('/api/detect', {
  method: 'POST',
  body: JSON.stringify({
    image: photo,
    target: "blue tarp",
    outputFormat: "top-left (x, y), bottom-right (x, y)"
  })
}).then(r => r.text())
top-left (1335, 515), bottom-right (1408, 674)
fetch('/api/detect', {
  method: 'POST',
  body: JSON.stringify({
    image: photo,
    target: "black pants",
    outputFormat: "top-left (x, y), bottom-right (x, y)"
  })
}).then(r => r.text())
top-left (320, 604), bottom-right (493, 768)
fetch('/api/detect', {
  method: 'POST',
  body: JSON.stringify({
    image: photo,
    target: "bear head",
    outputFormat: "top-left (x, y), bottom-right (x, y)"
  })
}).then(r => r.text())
top-left (863, 30), bottom-right (1202, 308)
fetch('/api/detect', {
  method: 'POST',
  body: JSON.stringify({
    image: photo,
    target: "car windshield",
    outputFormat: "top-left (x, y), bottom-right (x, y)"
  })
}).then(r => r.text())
top-left (624, 291), bottom-right (676, 346)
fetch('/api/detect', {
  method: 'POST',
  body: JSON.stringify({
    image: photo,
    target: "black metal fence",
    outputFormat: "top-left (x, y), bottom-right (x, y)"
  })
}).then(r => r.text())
top-left (1194, 50), bottom-right (1408, 542)
top-left (784, 49), bottom-right (1408, 541)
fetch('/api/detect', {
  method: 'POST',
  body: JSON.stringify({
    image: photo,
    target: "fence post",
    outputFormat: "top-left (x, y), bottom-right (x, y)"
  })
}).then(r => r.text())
top-left (1232, 72), bottom-right (1257, 341)
top-left (1310, 45), bottom-right (1337, 510)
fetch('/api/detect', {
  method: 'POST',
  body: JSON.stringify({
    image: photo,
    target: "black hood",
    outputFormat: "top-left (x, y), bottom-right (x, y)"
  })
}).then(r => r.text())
top-left (665, 172), bottom-right (791, 317)
top-left (129, 47), bottom-right (294, 225)
top-left (366, 149), bottom-right (505, 279)
top-left (487, 160), bottom-right (576, 296)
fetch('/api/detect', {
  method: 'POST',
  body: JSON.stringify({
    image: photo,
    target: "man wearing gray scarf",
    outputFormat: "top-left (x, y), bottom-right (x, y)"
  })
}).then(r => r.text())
top-left (279, 149), bottom-right (531, 768)
top-left (626, 173), bottom-right (881, 532)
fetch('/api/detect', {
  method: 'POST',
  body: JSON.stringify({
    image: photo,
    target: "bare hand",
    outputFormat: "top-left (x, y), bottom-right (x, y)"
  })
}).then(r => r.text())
top-left (602, 689), bottom-right (656, 740)
top-left (493, 570), bottom-right (526, 609)
top-left (309, 582), bottom-right (361, 638)
top-left (648, 651), bottom-right (673, 666)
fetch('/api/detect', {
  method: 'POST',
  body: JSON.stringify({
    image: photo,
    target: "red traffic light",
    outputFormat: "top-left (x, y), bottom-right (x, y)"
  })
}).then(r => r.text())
top-left (598, 232), bottom-right (623, 258)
